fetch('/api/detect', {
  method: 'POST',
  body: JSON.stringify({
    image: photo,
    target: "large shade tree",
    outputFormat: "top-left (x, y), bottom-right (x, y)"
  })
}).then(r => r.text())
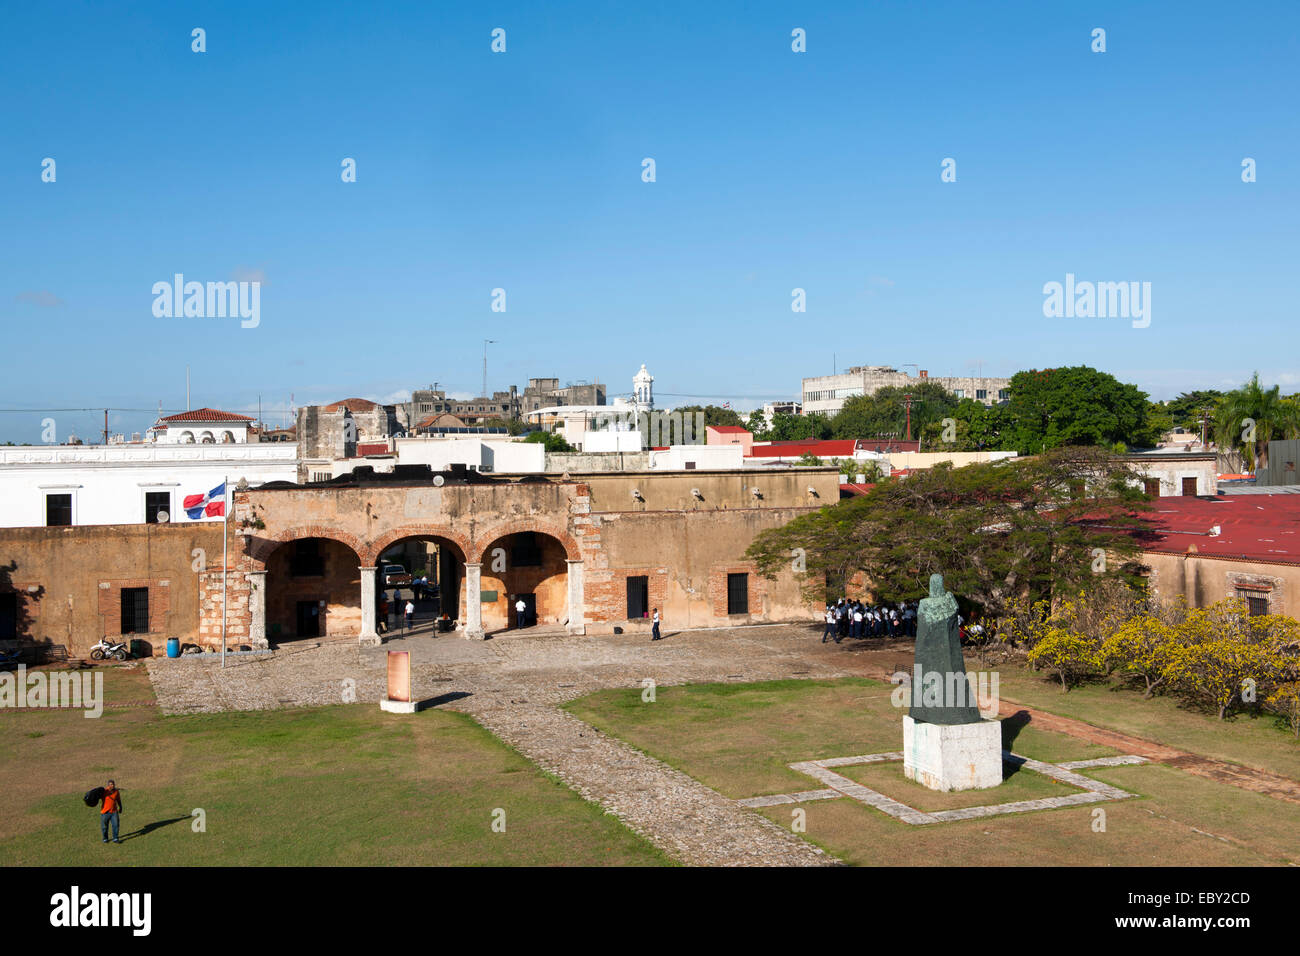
top-left (1004, 367), bottom-right (1161, 454)
top-left (747, 446), bottom-right (1150, 617)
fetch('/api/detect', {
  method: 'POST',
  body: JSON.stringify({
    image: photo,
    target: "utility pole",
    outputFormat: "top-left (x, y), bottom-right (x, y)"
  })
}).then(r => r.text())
top-left (1198, 406), bottom-right (1214, 450)
top-left (482, 340), bottom-right (497, 398)
top-left (103, 409), bottom-right (109, 445)
top-left (902, 393), bottom-right (914, 442)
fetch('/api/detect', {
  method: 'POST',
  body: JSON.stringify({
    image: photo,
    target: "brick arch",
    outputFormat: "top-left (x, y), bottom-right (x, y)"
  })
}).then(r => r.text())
top-left (472, 520), bottom-right (581, 565)
top-left (247, 526), bottom-right (368, 567)
top-left (369, 526), bottom-right (473, 568)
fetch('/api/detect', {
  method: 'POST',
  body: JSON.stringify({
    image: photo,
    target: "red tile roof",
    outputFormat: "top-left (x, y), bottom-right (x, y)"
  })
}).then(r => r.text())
top-left (158, 407), bottom-right (254, 423)
top-left (356, 442), bottom-right (390, 456)
top-left (323, 398), bottom-right (379, 412)
top-left (1132, 494), bottom-right (1300, 565)
top-left (707, 425), bottom-right (749, 434)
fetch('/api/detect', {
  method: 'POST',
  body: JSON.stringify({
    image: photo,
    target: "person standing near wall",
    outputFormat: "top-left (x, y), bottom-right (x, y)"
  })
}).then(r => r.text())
top-left (651, 607), bottom-right (661, 641)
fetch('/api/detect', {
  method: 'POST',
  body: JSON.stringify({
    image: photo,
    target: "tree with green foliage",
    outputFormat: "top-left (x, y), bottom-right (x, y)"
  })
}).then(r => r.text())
top-left (746, 410), bottom-right (768, 438)
top-left (830, 382), bottom-right (956, 441)
top-left (1213, 372), bottom-right (1300, 472)
top-left (747, 446), bottom-right (1149, 616)
top-left (917, 398), bottom-right (1015, 451)
top-left (672, 405), bottom-right (745, 429)
top-left (522, 430), bottom-right (574, 453)
top-left (1004, 367), bottom-right (1161, 454)
top-left (1158, 389), bottom-right (1225, 432)
top-left (766, 412), bottom-right (833, 441)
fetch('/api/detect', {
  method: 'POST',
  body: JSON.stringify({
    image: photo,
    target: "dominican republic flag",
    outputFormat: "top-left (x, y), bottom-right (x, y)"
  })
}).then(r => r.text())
top-left (183, 482), bottom-right (226, 520)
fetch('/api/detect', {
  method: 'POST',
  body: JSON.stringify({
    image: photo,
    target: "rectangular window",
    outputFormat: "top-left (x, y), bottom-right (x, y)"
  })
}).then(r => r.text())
top-left (291, 540), bottom-right (324, 577)
top-left (1237, 589), bottom-right (1269, 616)
top-left (727, 573), bottom-right (749, 615)
top-left (626, 575), bottom-right (649, 619)
top-left (46, 493), bottom-right (72, 527)
top-left (998, 389), bottom-right (1009, 401)
top-left (121, 587), bottom-right (149, 634)
top-left (1143, 478), bottom-right (1161, 498)
top-left (976, 389), bottom-right (987, 401)
top-left (953, 389), bottom-right (965, 399)
top-left (0, 592), bottom-right (16, 640)
top-left (144, 491), bottom-right (171, 524)
top-left (1181, 477), bottom-right (1198, 496)
top-left (685, 461), bottom-right (696, 470)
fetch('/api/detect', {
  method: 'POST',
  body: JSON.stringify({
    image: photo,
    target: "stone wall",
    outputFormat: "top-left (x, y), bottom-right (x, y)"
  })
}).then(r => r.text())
top-left (0, 523), bottom-right (223, 657)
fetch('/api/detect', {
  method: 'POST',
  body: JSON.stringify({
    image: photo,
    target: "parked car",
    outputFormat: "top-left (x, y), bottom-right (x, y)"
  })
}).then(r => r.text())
top-left (382, 563), bottom-right (412, 586)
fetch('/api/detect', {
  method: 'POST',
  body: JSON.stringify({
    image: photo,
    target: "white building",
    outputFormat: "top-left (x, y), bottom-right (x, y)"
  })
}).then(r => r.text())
top-left (0, 443), bottom-right (300, 528)
top-left (649, 444), bottom-right (744, 470)
top-left (147, 407), bottom-right (257, 444)
top-left (393, 437), bottom-right (544, 474)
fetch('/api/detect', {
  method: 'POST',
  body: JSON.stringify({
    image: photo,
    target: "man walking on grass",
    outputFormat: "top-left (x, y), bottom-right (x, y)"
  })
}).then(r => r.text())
top-left (100, 780), bottom-right (122, 844)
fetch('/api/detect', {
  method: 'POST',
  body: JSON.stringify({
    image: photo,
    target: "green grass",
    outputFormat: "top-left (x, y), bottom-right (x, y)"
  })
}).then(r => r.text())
top-left (0, 667), bottom-right (669, 866)
top-left (566, 676), bottom-right (1300, 866)
top-left (989, 664), bottom-right (1300, 781)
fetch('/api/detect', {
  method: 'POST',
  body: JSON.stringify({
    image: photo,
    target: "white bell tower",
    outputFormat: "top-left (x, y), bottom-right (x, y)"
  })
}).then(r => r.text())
top-left (633, 363), bottom-right (654, 411)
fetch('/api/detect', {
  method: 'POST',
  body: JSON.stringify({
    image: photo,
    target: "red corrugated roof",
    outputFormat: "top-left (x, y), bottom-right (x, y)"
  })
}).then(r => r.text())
top-left (158, 407), bottom-right (254, 423)
top-left (356, 442), bottom-right (390, 456)
top-left (749, 439), bottom-right (859, 458)
top-left (1132, 494), bottom-right (1300, 564)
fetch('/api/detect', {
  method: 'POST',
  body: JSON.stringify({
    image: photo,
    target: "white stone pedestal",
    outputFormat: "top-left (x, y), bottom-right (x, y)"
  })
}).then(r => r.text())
top-left (380, 698), bottom-right (417, 714)
top-left (903, 716), bottom-right (1003, 791)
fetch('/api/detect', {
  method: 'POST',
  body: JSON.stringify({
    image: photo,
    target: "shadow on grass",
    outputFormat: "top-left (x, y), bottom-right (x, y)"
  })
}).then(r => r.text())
top-left (1000, 710), bottom-right (1032, 778)
top-left (120, 815), bottom-right (191, 841)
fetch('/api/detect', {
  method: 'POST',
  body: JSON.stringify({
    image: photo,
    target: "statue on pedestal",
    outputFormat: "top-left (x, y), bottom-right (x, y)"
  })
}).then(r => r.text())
top-left (908, 573), bottom-right (981, 725)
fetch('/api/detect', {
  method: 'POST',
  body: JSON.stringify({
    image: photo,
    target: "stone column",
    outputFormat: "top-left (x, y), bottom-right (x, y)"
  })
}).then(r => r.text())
top-left (462, 562), bottom-right (485, 640)
top-left (359, 566), bottom-right (381, 646)
top-left (247, 569), bottom-right (268, 650)
top-left (565, 559), bottom-right (586, 635)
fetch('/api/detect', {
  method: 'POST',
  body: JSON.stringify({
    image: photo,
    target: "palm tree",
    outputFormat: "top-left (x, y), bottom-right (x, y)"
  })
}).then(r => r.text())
top-left (1214, 372), bottom-right (1300, 472)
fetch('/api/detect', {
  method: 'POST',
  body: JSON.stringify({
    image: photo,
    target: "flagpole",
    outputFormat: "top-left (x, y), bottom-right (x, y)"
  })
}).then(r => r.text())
top-left (221, 475), bottom-right (228, 668)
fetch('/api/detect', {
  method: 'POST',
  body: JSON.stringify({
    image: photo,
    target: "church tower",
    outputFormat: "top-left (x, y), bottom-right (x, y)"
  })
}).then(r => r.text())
top-left (633, 363), bottom-right (654, 411)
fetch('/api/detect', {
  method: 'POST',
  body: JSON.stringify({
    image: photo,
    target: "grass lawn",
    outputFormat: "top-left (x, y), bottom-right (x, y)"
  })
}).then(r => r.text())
top-left (565, 677), bottom-right (1300, 866)
top-left (984, 661), bottom-right (1300, 781)
top-left (0, 665), bottom-right (669, 866)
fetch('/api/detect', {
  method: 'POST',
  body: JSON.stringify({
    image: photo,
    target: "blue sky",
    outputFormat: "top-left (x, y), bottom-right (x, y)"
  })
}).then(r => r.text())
top-left (3, 0), bottom-right (1297, 442)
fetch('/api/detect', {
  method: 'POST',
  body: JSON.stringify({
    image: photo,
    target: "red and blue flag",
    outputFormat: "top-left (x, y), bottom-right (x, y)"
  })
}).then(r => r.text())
top-left (183, 482), bottom-right (226, 520)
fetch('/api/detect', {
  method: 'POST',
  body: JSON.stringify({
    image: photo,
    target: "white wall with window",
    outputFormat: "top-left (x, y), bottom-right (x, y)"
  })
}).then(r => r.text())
top-left (0, 444), bottom-right (299, 528)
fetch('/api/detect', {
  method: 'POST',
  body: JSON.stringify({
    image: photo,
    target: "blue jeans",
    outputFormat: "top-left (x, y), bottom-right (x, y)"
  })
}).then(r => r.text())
top-left (100, 812), bottom-right (119, 841)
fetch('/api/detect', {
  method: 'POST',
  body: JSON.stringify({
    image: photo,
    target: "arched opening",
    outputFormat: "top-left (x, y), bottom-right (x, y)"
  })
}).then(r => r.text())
top-left (221, 430), bottom-right (235, 443)
top-left (200, 430), bottom-right (215, 444)
top-left (478, 531), bottom-right (570, 632)
top-left (180, 431), bottom-right (195, 444)
top-left (264, 537), bottom-right (362, 642)
top-left (375, 535), bottom-right (466, 635)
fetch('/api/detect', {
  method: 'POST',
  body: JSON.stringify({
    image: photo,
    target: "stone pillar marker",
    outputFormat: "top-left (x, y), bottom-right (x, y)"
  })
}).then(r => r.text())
top-left (380, 650), bottom-right (417, 713)
top-left (247, 569), bottom-right (268, 650)
top-left (359, 566), bottom-right (381, 646)
top-left (463, 562), bottom-right (485, 640)
top-left (902, 572), bottom-right (1002, 792)
top-left (565, 559), bottom-right (586, 635)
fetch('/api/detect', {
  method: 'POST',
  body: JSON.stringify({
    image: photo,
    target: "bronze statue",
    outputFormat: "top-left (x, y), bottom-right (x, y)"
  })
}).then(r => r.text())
top-left (908, 573), bottom-right (981, 725)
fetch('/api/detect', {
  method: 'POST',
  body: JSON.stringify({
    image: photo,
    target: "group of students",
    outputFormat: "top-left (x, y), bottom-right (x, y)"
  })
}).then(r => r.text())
top-left (821, 597), bottom-right (918, 644)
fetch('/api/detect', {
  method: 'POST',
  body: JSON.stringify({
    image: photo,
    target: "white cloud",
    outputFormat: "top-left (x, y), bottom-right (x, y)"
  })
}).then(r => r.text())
top-left (15, 289), bottom-right (64, 307)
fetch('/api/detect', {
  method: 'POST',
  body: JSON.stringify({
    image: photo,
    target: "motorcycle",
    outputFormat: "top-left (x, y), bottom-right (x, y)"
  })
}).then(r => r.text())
top-left (89, 638), bottom-right (129, 662)
top-left (0, 648), bottom-right (21, 671)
